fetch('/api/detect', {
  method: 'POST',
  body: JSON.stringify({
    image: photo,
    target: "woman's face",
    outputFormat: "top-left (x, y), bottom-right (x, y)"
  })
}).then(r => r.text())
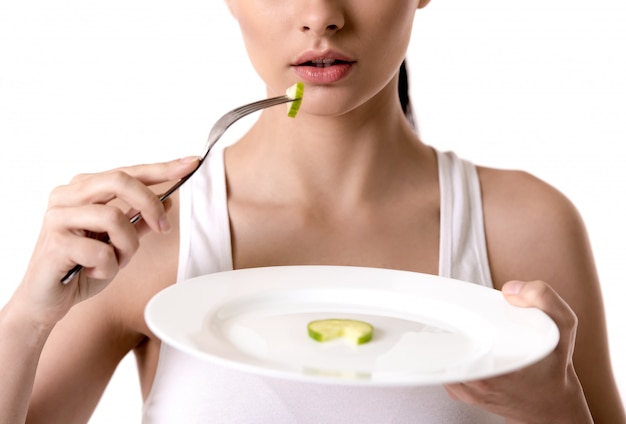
top-left (227, 0), bottom-right (430, 118)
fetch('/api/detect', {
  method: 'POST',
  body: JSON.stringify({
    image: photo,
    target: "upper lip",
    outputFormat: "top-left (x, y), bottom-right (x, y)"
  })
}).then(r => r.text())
top-left (293, 50), bottom-right (356, 66)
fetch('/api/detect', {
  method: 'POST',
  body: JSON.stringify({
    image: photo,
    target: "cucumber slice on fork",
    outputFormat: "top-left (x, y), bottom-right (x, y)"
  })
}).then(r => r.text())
top-left (286, 82), bottom-right (304, 118)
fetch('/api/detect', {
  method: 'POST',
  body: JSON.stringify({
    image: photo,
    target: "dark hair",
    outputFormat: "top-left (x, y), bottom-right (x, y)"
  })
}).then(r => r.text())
top-left (398, 60), bottom-right (416, 130)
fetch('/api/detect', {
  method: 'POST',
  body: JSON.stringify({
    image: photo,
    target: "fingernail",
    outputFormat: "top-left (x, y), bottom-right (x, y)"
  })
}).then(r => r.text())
top-left (179, 156), bottom-right (200, 164)
top-left (159, 215), bottom-right (171, 233)
top-left (503, 280), bottom-right (524, 295)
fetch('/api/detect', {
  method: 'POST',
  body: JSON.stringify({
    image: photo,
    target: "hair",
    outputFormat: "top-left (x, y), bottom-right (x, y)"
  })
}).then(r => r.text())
top-left (398, 59), bottom-right (417, 131)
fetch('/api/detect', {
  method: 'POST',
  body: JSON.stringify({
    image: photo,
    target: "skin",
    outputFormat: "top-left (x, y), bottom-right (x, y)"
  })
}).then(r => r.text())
top-left (1, 0), bottom-right (624, 422)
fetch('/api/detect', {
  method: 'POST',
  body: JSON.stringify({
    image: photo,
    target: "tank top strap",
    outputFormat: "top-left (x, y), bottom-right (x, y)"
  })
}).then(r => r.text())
top-left (177, 146), bottom-right (233, 282)
top-left (436, 150), bottom-right (493, 288)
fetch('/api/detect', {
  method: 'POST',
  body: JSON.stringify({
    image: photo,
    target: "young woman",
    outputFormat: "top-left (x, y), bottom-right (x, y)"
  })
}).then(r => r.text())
top-left (1, 0), bottom-right (624, 422)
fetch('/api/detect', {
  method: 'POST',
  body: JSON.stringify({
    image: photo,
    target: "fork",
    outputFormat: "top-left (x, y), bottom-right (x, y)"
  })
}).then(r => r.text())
top-left (60, 93), bottom-right (298, 284)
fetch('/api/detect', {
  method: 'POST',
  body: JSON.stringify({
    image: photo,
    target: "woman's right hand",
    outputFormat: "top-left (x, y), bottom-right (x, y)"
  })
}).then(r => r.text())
top-left (11, 156), bottom-right (199, 329)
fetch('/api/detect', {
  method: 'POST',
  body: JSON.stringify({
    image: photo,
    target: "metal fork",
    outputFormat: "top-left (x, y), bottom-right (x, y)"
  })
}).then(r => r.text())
top-left (61, 94), bottom-right (298, 284)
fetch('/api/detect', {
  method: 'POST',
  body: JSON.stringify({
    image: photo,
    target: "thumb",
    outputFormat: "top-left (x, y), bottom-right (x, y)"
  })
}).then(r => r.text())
top-left (501, 280), bottom-right (565, 313)
top-left (502, 280), bottom-right (577, 351)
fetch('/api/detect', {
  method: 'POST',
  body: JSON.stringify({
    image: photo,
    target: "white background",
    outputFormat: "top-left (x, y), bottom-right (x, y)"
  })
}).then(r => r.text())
top-left (1, 1), bottom-right (624, 422)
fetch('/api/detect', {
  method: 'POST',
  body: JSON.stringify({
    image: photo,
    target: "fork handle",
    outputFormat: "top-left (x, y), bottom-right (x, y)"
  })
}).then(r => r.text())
top-left (60, 264), bottom-right (83, 285)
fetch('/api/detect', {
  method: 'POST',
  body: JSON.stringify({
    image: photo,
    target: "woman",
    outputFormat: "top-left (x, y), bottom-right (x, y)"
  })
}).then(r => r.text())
top-left (1, 0), bottom-right (624, 422)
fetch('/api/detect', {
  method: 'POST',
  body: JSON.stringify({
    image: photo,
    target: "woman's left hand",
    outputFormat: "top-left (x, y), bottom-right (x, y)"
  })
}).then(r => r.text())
top-left (444, 280), bottom-right (593, 424)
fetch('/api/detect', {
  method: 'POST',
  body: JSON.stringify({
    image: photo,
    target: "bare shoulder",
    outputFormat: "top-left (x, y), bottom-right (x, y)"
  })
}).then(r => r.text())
top-left (476, 166), bottom-right (593, 290)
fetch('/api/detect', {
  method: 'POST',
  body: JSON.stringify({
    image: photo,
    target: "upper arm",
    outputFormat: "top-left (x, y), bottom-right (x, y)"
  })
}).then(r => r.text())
top-left (479, 167), bottom-right (625, 422)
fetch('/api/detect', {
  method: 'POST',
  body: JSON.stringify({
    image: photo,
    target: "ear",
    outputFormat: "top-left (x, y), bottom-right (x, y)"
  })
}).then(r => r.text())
top-left (417, 0), bottom-right (431, 8)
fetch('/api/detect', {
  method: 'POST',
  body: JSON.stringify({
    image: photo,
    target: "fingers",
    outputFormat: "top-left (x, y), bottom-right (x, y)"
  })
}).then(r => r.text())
top-left (46, 204), bottom-right (139, 270)
top-left (62, 234), bottom-right (121, 281)
top-left (444, 380), bottom-right (529, 421)
top-left (49, 156), bottom-right (199, 234)
top-left (70, 156), bottom-right (200, 186)
top-left (43, 156), bottom-right (198, 280)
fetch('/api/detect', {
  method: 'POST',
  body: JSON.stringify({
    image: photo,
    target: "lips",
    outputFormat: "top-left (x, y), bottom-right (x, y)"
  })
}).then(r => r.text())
top-left (292, 51), bottom-right (355, 84)
top-left (300, 58), bottom-right (349, 68)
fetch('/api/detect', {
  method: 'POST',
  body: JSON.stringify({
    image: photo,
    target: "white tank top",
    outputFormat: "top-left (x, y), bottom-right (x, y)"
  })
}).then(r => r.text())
top-left (142, 149), bottom-right (504, 423)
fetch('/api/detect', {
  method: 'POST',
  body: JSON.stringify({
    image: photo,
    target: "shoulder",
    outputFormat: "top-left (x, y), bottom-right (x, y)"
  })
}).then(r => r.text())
top-left (476, 166), bottom-right (592, 290)
top-left (477, 166), bottom-right (581, 229)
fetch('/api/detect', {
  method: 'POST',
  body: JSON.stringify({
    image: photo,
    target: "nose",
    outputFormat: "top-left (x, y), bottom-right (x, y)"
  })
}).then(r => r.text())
top-left (299, 1), bottom-right (345, 36)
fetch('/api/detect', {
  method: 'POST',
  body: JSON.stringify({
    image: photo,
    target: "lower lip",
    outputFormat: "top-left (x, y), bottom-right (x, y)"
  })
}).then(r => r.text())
top-left (293, 62), bottom-right (354, 84)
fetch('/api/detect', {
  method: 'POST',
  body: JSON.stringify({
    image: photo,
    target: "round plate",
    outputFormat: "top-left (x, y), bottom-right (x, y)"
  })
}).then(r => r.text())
top-left (145, 265), bottom-right (558, 386)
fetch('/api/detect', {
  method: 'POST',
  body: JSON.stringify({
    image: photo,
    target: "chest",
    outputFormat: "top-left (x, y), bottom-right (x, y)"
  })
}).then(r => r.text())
top-left (228, 196), bottom-right (441, 275)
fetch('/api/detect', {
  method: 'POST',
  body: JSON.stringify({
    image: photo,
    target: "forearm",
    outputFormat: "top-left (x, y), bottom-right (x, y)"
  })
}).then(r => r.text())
top-left (0, 299), bottom-right (54, 424)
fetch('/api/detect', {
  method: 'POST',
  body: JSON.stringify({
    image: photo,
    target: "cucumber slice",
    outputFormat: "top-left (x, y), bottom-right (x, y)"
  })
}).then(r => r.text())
top-left (307, 319), bottom-right (374, 345)
top-left (285, 82), bottom-right (304, 118)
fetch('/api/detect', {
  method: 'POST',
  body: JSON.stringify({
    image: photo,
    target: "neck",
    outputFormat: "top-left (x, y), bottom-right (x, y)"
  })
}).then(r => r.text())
top-left (225, 83), bottom-right (434, 210)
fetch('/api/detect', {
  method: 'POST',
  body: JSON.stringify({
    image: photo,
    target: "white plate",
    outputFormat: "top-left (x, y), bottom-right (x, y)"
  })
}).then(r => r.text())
top-left (145, 265), bottom-right (558, 386)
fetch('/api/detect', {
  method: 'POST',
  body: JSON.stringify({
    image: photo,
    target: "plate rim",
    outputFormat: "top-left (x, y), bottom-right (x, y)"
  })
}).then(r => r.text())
top-left (145, 265), bottom-right (559, 386)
